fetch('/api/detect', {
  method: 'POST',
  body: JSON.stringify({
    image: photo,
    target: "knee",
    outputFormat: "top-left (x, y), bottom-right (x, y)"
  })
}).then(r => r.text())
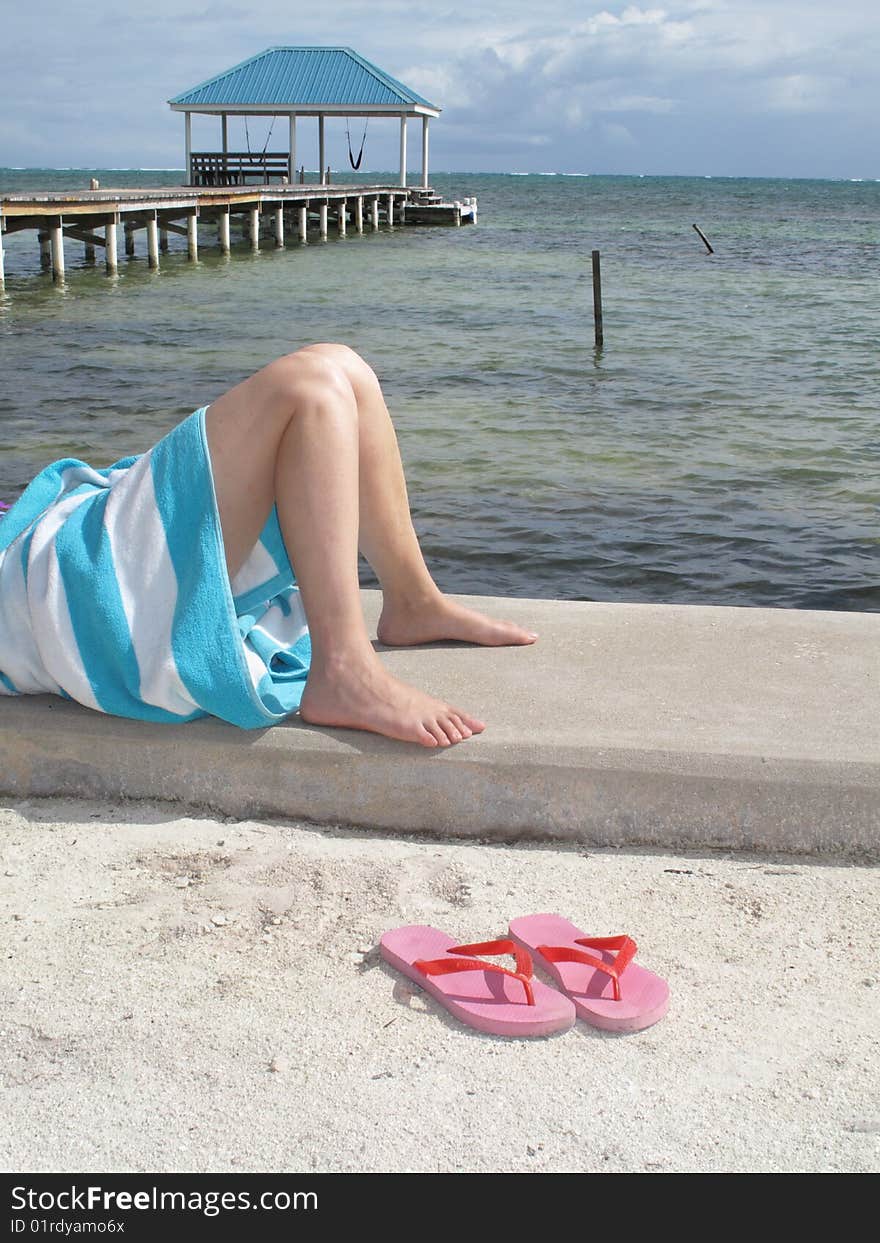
top-left (300, 342), bottom-right (379, 390)
top-left (262, 349), bottom-right (355, 411)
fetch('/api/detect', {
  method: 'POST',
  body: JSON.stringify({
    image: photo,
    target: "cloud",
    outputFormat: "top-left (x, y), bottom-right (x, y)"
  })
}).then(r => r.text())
top-left (0, 1), bottom-right (878, 175)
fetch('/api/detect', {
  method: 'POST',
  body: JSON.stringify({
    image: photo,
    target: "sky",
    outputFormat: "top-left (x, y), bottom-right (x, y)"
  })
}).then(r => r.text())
top-left (1, 1), bottom-right (878, 178)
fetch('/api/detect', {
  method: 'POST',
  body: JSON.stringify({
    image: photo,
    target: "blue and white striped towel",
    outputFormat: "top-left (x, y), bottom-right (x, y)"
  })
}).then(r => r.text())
top-left (0, 407), bottom-right (311, 727)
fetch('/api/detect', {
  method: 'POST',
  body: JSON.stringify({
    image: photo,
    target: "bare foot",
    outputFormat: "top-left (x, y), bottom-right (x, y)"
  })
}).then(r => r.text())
top-left (299, 651), bottom-right (485, 748)
top-left (377, 591), bottom-right (539, 648)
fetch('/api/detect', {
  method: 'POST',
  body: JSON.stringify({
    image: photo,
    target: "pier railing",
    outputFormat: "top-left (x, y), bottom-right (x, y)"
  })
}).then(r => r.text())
top-left (189, 152), bottom-right (291, 186)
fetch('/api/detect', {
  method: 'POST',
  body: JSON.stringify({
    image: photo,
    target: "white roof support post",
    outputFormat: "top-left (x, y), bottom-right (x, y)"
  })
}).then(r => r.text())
top-left (421, 115), bottom-right (429, 189)
top-left (221, 114), bottom-right (228, 154)
top-left (399, 114), bottom-right (407, 187)
top-left (288, 115), bottom-right (296, 182)
top-left (185, 113), bottom-right (192, 184)
top-left (318, 115), bottom-right (325, 184)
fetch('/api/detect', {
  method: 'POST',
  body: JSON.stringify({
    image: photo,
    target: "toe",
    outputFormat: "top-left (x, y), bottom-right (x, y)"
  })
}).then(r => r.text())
top-left (425, 720), bottom-right (451, 747)
top-left (441, 716), bottom-right (463, 744)
top-left (454, 708), bottom-right (486, 733)
top-left (416, 724), bottom-right (439, 747)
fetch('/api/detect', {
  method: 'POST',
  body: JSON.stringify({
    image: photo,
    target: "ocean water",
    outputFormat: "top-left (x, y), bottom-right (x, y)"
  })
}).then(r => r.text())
top-left (1, 168), bottom-right (877, 611)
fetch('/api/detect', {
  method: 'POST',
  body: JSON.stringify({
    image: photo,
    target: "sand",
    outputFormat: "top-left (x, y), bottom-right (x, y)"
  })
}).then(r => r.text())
top-left (1, 795), bottom-right (877, 1174)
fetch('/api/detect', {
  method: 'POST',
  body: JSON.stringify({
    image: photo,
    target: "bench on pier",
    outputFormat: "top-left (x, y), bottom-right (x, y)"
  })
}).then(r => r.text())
top-left (190, 152), bottom-right (291, 186)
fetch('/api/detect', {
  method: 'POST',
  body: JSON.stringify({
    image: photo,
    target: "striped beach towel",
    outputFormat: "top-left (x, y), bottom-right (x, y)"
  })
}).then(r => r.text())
top-left (0, 407), bottom-right (311, 727)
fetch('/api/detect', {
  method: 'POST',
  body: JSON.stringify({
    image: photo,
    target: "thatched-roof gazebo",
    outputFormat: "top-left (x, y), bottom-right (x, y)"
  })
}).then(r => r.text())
top-left (169, 47), bottom-right (441, 188)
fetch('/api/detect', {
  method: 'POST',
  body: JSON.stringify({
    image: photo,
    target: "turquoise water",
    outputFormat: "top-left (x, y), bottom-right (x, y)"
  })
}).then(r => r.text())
top-left (1, 168), bottom-right (878, 610)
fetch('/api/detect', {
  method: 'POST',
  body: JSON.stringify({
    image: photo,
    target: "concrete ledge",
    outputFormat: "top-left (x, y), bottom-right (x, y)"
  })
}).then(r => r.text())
top-left (1, 593), bottom-right (878, 856)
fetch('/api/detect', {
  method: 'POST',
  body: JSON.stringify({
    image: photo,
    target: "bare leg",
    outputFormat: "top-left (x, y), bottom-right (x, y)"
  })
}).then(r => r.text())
top-left (301, 344), bottom-right (538, 649)
top-left (204, 345), bottom-right (534, 746)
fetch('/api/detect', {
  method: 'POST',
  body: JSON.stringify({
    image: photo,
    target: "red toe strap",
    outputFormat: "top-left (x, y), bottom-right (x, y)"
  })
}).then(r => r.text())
top-left (536, 935), bottom-right (638, 1002)
top-left (413, 938), bottom-right (536, 1006)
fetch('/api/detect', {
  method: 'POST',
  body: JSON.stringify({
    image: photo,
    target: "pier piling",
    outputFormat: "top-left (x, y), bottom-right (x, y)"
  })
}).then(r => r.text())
top-left (219, 208), bottom-right (231, 254)
top-left (105, 219), bottom-right (118, 274)
top-left (319, 203), bottom-right (328, 240)
top-left (186, 213), bottom-right (198, 261)
top-left (146, 215), bottom-right (159, 269)
top-left (38, 231), bottom-right (51, 270)
top-left (249, 207), bottom-right (260, 251)
top-left (50, 218), bottom-right (64, 282)
top-left (355, 197), bottom-right (364, 233)
top-left (274, 204), bottom-right (284, 248)
top-left (338, 199), bottom-right (347, 237)
top-left (298, 204), bottom-right (308, 242)
top-left (145, 217), bottom-right (159, 268)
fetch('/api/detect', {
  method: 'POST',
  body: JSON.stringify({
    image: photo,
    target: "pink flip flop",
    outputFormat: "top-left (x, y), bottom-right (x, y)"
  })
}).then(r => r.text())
top-left (508, 914), bottom-right (669, 1032)
top-left (379, 925), bottom-right (576, 1037)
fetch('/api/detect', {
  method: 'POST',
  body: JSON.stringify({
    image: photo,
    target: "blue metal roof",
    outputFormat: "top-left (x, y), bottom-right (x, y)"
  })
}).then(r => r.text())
top-left (169, 47), bottom-right (438, 110)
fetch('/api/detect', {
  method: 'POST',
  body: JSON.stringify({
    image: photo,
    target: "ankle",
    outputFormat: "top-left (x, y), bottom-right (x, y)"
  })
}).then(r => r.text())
top-left (310, 639), bottom-right (377, 678)
top-left (380, 581), bottom-right (443, 616)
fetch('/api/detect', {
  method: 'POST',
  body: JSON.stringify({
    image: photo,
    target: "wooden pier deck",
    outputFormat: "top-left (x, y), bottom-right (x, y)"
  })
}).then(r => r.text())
top-left (0, 181), bottom-right (476, 287)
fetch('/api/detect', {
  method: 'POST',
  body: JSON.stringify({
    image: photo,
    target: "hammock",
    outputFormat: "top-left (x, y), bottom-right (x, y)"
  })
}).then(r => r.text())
top-left (346, 118), bottom-right (368, 170)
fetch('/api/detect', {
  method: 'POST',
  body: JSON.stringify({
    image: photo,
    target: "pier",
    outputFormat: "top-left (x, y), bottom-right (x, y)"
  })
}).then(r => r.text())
top-left (0, 180), bottom-right (476, 288)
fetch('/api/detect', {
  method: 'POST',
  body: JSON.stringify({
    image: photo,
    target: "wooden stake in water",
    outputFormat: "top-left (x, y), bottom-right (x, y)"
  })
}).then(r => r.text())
top-left (692, 223), bottom-right (714, 254)
top-left (591, 249), bottom-right (604, 349)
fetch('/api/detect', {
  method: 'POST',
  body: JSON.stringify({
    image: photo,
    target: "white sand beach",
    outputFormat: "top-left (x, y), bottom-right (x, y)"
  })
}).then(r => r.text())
top-left (1, 796), bottom-right (877, 1174)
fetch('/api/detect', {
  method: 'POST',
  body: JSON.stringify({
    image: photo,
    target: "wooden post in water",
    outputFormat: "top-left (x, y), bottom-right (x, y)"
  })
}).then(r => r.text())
top-left (159, 224), bottom-right (169, 253)
top-left (338, 199), bottom-right (347, 237)
top-left (249, 207), bottom-right (260, 251)
top-left (319, 202), bottom-right (328, 239)
top-left (274, 204), bottom-right (284, 248)
top-left (38, 231), bottom-right (51, 270)
top-left (386, 193), bottom-right (394, 226)
top-left (591, 249), bottom-right (604, 349)
top-left (124, 222), bottom-right (135, 256)
top-left (219, 208), bottom-right (231, 254)
top-left (692, 223), bottom-right (714, 254)
top-left (0, 223), bottom-right (4, 290)
top-left (371, 196), bottom-right (379, 231)
top-left (298, 203), bottom-right (308, 242)
top-left (355, 196), bottom-right (364, 233)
